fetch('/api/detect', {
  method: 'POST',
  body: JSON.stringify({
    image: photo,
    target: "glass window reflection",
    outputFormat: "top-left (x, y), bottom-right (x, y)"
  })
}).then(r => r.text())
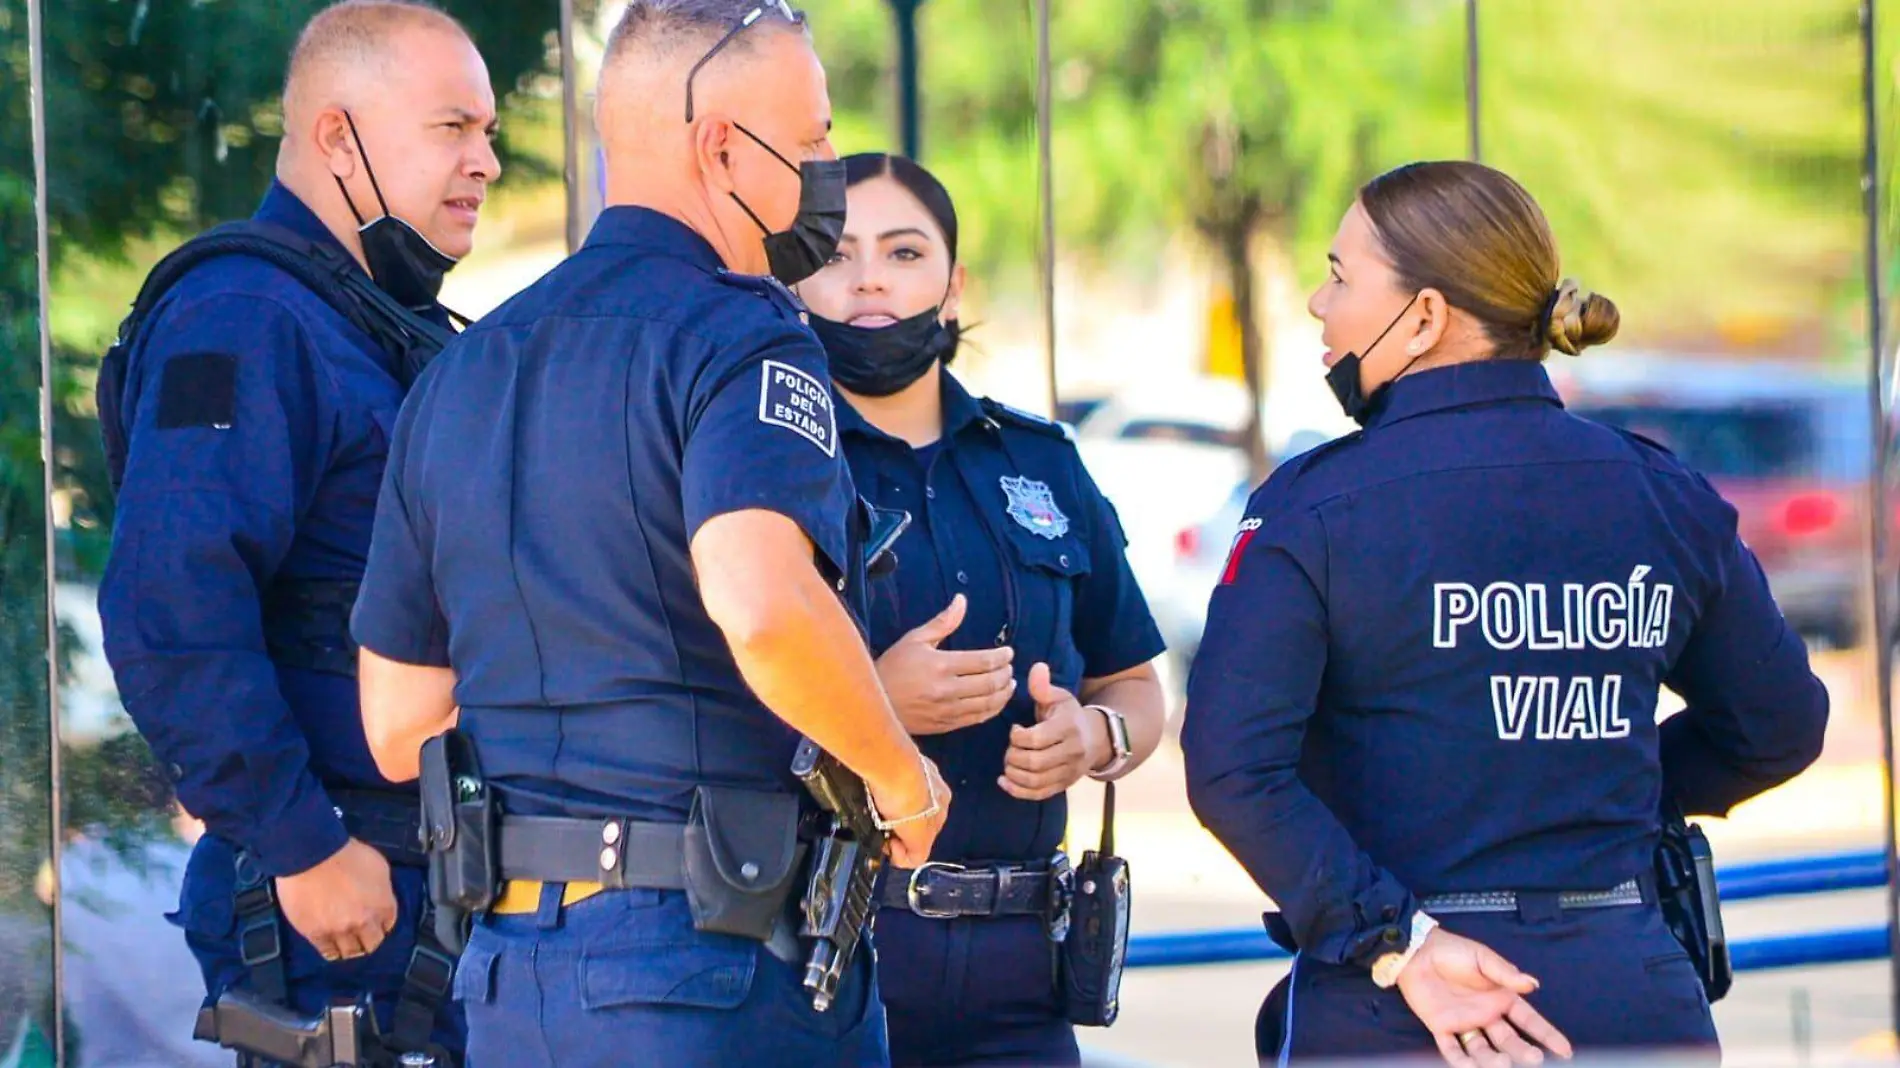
top-left (0, 0), bottom-right (55, 1057)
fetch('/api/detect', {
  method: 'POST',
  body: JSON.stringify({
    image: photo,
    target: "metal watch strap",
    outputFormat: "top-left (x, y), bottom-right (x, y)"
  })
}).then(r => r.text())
top-left (1085, 704), bottom-right (1133, 781)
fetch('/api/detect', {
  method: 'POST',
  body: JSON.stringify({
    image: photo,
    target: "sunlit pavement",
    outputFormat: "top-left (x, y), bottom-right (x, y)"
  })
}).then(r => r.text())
top-left (1070, 649), bottom-right (1897, 1066)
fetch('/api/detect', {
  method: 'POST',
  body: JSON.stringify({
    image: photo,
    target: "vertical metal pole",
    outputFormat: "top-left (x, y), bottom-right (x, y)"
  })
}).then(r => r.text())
top-left (559, 0), bottom-right (582, 253)
top-left (892, 0), bottom-right (923, 160)
top-left (1035, 0), bottom-right (1056, 417)
top-left (1860, 0), bottom-right (1900, 1036)
top-left (1465, 0), bottom-right (1481, 162)
top-left (26, 0), bottom-right (65, 1060)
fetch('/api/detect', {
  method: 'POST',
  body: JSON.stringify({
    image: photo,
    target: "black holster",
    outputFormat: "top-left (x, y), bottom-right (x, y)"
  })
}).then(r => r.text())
top-left (1060, 783), bottom-right (1131, 1027)
top-left (419, 730), bottom-right (498, 955)
top-left (1654, 806), bottom-right (1731, 1002)
top-left (682, 785), bottom-right (806, 943)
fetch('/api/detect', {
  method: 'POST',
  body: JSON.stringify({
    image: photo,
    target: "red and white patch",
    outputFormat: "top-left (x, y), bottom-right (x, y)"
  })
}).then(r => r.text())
top-left (1219, 517), bottom-right (1264, 585)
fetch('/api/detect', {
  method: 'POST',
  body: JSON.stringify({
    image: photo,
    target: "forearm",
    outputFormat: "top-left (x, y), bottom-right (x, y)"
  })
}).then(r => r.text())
top-left (1183, 742), bottom-right (1416, 967)
top-left (726, 568), bottom-right (929, 806)
top-left (113, 654), bottom-right (348, 876)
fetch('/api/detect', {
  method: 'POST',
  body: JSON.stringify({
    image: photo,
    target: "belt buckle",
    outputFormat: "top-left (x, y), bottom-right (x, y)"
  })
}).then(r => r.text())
top-left (1046, 851), bottom-right (1075, 943)
top-left (906, 861), bottom-right (968, 919)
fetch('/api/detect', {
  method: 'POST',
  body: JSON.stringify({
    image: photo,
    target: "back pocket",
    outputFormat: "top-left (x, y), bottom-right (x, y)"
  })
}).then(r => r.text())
top-left (580, 936), bottom-right (757, 1012)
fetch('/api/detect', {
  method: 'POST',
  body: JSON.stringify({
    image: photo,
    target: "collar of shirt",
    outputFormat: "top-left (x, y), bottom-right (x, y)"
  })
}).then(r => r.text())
top-left (582, 205), bottom-right (724, 274)
top-left (1365, 359), bottom-right (1565, 430)
top-left (256, 179), bottom-right (352, 252)
top-left (837, 369), bottom-right (991, 450)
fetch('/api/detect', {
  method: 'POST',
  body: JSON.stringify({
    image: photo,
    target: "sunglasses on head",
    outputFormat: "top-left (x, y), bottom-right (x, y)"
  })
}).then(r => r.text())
top-left (684, 2), bottom-right (803, 124)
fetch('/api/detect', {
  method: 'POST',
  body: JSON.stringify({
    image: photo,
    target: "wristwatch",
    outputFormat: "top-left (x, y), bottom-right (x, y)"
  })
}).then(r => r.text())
top-left (1086, 704), bottom-right (1133, 781)
top-left (1371, 911), bottom-right (1438, 989)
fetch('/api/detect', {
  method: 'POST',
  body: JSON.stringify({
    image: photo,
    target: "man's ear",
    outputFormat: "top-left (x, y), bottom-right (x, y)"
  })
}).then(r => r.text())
top-left (313, 108), bottom-right (358, 180)
top-left (694, 116), bottom-right (738, 194)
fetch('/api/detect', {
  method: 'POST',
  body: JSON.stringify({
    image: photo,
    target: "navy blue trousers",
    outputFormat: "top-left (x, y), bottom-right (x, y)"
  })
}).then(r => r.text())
top-left (457, 886), bottom-right (888, 1068)
top-left (1257, 904), bottom-right (1719, 1065)
top-left (878, 909), bottom-right (1078, 1067)
top-left (172, 834), bottom-right (466, 1062)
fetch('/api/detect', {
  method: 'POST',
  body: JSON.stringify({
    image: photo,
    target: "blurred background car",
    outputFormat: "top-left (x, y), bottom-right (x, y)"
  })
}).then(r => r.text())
top-left (1074, 376), bottom-right (1259, 631)
top-left (1552, 353), bottom-right (1872, 650)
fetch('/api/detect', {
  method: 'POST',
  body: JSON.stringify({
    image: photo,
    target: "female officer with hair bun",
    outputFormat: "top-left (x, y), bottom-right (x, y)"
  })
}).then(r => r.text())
top-left (1182, 160), bottom-right (1828, 1067)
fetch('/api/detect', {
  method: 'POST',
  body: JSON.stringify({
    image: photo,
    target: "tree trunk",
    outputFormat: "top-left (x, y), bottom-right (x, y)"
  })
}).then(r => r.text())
top-left (1219, 214), bottom-right (1271, 484)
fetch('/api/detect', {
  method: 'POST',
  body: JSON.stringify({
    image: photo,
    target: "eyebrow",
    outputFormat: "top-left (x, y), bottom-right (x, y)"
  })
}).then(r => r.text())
top-left (1327, 252), bottom-right (1343, 266)
top-left (878, 228), bottom-right (931, 243)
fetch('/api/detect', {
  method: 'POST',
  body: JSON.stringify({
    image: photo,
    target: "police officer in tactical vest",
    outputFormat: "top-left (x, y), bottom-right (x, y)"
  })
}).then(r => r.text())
top-left (97, 2), bottom-right (499, 1063)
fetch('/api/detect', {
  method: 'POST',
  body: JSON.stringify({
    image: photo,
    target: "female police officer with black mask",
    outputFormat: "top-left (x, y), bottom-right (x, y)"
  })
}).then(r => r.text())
top-left (1183, 160), bottom-right (1829, 1067)
top-left (797, 153), bottom-right (1169, 1067)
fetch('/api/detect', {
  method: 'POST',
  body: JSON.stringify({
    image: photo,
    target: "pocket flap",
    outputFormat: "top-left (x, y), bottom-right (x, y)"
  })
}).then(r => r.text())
top-left (451, 939), bottom-right (499, 1005)
top-left (580, 939), bottom-right (756, 1011)
top-left (1010, 535), bottom-right (1092, 578)
top-left (689, 786), bottom-right (801, 893)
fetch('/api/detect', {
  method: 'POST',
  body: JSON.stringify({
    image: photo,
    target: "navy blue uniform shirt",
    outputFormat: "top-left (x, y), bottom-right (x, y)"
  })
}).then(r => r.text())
top-left (351, 206), bottom-right (859, 821)
top-left (100, 181), bottom-right (410, 878)
top-left (1182, 360), bottom-right (1828, 970)
top-left (842, 373), bottom-right (1164, 861)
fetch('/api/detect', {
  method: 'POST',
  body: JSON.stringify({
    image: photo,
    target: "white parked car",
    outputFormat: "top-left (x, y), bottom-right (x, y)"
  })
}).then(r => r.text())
top-left (1072, 378), bottom-right (1258, 636)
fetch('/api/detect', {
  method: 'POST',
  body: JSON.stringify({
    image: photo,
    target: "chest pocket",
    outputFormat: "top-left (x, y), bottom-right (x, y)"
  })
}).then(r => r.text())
top-left (1003, 530), bottom-right (1093, 689)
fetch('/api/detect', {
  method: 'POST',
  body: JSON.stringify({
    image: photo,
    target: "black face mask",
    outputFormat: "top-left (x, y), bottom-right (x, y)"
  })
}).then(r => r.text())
top-left (1325, 293), bottom-right (1422, 426)
top-left (811, 307), bottom-right (958, 397)
top-left (335, 112), bottom-right (459, 309)
top-left (726, 123), bottom-right (846, 285)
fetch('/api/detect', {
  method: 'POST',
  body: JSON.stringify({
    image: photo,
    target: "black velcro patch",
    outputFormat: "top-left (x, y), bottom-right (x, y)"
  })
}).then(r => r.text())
top-left (156, 352), bottom-right (239, 430)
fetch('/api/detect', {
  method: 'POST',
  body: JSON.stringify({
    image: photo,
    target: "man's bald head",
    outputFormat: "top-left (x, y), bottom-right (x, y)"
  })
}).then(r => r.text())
top-left (276, 0), bottom-right (499, 265)
top-left (284, 0), bottom-right (473, 124)
top-left (594, 0), bottom-right (833, 277)
top-left (596, 0), bottom-right (810, 147)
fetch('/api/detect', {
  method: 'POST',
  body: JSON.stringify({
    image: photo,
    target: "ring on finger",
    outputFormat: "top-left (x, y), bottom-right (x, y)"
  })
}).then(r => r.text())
top-left (1458, 1030), bottom-right (1486, 1048)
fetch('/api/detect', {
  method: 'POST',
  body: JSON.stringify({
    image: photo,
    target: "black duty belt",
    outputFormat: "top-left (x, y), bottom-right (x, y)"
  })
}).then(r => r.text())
top-left (498, 815), bottom-right (688, 890)
top-left (1420, 877), bottom-right (1645, 916)
top-left (330, 789), bottom-right (426, 868)
top-left (880, 860), bottom-right (1059, 920)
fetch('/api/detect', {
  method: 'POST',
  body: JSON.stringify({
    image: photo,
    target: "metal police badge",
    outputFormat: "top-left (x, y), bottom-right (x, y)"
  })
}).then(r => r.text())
top-left (1000, 476), bottom-right (1069, 539)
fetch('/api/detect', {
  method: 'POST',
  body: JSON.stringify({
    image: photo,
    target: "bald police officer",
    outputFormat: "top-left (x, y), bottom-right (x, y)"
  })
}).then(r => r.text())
top-left (97, 1), bottom-right (499, 1061)
top-left (351, 3), bottom-right (948, 1066)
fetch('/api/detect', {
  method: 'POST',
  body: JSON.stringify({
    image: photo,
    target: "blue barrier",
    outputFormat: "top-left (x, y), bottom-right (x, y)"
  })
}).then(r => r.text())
top-left (1717, 849), bottom-right (1887, 902)
top-left (1126, 924), bottom-right (1893, 971)
top-left (1127, 850), bottom-right (1894, 972)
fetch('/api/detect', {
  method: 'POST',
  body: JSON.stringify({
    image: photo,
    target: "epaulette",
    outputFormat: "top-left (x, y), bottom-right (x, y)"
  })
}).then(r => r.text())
top-left (714, 268), bottom-right (810, 326)
top-left (979, 397), bottom-right (1073, 441)
top-left (1609, 425), bottom-right (1679, 459)
top-left (1270, 429), bottom-right (1363, 487)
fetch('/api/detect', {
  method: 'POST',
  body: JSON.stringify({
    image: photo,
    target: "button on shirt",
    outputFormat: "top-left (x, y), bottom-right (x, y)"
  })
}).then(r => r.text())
top-left (841, 374), bottom-right (1165, 861)
top-left (351, 207), bottom-right (859, 822)
top-left (100, 181), bottom-right (411, 878)
top-left (1182, 360), bottom-right (1829, 969)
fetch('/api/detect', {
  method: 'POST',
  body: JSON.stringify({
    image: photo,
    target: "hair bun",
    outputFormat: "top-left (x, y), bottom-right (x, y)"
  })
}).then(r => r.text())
top-left (1544, 277), bottom-right (1620, 356)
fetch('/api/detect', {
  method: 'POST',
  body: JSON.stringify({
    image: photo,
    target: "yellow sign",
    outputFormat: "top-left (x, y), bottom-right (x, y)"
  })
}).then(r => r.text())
top-left (1206, 287), bottom-right (1245, 383)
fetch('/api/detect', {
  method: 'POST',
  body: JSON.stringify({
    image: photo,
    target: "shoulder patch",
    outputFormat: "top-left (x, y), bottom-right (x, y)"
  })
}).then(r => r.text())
top-left (979, 397), bottom-right (1072, 441)
top-left (156, 352), bottom-right (239, 430)
top-left (1219, 516), bottom-right (1265, 585)
top-left (758, 359), bottom-right (836, 456)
